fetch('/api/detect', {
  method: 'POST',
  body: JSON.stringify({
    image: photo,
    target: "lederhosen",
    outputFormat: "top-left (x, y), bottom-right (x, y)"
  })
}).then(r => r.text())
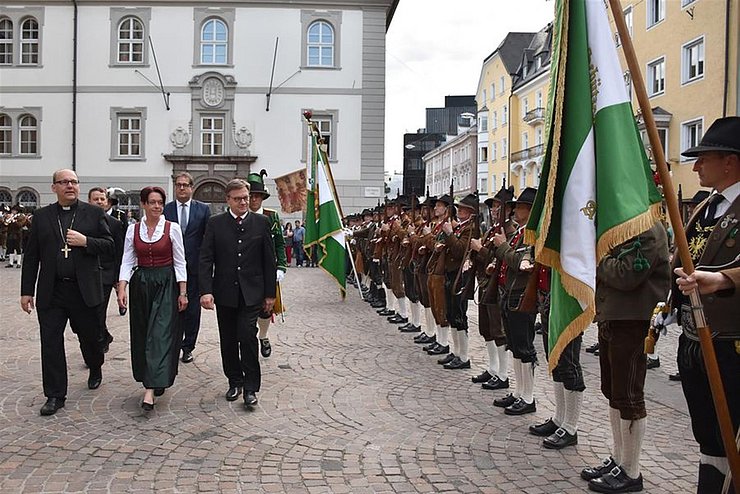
top-left (477, 226), bottom-right (507, 346)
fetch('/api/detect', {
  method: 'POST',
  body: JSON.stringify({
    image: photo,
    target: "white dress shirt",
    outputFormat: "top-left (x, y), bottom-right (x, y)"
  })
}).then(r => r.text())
top-left (118, 215), bottom-right (187, 283)
top-left (711, 181), bottom-right (740, 219)
top-left (177, 199), bottom-right (192, 227)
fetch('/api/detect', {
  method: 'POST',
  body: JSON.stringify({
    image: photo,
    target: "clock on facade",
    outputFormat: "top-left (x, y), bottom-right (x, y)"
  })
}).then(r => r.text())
top-left (202, 78), bottom-right (225, 107)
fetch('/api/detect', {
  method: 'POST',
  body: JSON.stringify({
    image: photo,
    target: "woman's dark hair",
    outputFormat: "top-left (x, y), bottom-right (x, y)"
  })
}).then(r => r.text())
top-left (140, 186), bottom-right (166, 204)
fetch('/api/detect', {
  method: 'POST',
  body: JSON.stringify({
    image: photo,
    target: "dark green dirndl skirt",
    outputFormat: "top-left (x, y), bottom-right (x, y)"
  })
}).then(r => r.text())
top-left (129, 266), bottom-right (182, 388)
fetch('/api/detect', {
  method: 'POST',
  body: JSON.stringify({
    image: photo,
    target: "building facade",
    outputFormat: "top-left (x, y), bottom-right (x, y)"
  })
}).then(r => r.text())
top-left (401, 131), bottom-right (445, 196)
top-left (424, 114), bottom-right (477, 198)
top-left (0, 0), bottom-right (398, 214)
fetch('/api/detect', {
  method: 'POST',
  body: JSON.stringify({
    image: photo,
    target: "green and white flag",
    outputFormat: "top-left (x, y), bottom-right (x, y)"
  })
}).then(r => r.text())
top-left (304, 129), bottom-right (346, 297)
top-left (526, 0), bottom-right (662, 371)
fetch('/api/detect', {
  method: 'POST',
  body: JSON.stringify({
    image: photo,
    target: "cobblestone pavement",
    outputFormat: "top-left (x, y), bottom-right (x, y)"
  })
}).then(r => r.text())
top-left (0, 266), bottom-right (699, 493)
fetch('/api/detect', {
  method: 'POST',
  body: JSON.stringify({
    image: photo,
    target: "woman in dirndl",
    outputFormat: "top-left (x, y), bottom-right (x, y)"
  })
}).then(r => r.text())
top-left (117, 186), bottom-right (187, 410)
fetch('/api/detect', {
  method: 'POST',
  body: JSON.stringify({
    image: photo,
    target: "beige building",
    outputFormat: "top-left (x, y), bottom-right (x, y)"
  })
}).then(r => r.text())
top-left (475, 33), bottom-right (535, 199)
top-left (610, 0), bottom-right (739, 197)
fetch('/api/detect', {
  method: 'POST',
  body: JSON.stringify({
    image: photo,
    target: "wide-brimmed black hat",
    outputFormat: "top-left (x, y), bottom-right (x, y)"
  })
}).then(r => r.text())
top-left (682, 117), bottom-right (740, 157)
top-left (422, 195), bottom-right (437, 208)
top-left (361, 208), bottom-right (373, 217)
top-left (509, 187), bottom-right (537, 206)
top-left (247, 169), bottom-right (270, 199)
top-left (435, 194), bottom-right (453, 206)
top-left (687, 190), bottom-right (710, 204)
top-left (455, 193), bottom-right (478, 211)
top-left (402, 195), bottom-right (420, 210)
top-left (485, 185), bottom-right (515, 207)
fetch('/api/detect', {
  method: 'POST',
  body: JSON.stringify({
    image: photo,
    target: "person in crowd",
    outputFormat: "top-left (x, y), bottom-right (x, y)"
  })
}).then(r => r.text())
top-left (21, 169), bottom-right (114, 416)
top-left (284, 222), bottom-right (294, 265)
top-left (6, 204), bottom-right (28, 268)
top-left (293, 220), bottom-right (306, 267)
top-left (117, 186), bottom-right (187, 411)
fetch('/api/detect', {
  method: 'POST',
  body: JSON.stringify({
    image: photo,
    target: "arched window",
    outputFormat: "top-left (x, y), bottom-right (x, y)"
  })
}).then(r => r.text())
top-left (17, 190), bottom-right (38, 210)
top-left (19, 114), bottom-right (37, 155)
top-left (20, 17), bottom-right (39, 65)
top-left (118, 17), bottom-right (144, 63)
top-left (307, 20), bottom-right (334, 67)
top-left (0, 114), bottom-right (10, 154)
top-left (0, 190), bottom-right (12, 207)
top-left (0, 18), bottom-right (12, 65)
top-left (200, 18), bottom-right (227, 65)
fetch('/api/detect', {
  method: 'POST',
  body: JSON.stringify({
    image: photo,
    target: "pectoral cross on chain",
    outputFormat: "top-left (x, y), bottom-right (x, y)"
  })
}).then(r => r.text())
top-left (61, 243), bottom-right (72, 258)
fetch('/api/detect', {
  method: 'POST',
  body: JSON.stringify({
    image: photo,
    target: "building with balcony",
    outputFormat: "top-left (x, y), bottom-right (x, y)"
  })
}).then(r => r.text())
top-left (0, 0), bottom-right (399, 214)
top-left (610, 0), bottom-right (739, 198)
top-left (475, 32), bottom-right (535, 200)
top-left (424, 114), bottom-right (477, 198)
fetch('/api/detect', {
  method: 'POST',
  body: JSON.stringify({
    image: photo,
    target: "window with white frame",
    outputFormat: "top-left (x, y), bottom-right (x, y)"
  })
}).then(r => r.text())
top-left (490, 83), bottom-right (495, 100)
top-left (19, 114), bottom-right (37, 154)
top-left (0, 190), bottom-right (11, 207)
top-left (536, 91), bottom-right (542, 109)
top-left (624, 7), bottom-right (633, 37)
top-left (647, 0), bottom-right (665, 28)
top-left (624, 71), bottom-right (632, 100)
top-left (0, 18), bottom-right (12, 65)
top-left (20, 18), bottom-right (38, 65)
top-left (535, 127), bottom-right (543, 145)
top-left (519, 168), bottom-right (527, 189)
top-left (682, 37), bottom-right (704, 84)
top-left (522, 132), bottom-right (529, 149)
top-left (647, 57), bottom-right (665, 96)
top-left (117, 114), bottom-right (141, 157)
top-left (201, 116), bottom-right (224, 156)
top-left (482, 89), bottom-right (487, 103)
top-left (681, 119), bottom-right (703, 160)
top-left (479, 114), bottom-right (488, 132)
top-left (200, 18), bottom-right (227, 65)
top-left (492, 111), bottom-right (497, 129)
top-left (500, 76), bottom-right (505, 94)
top-left (0, 114), bottom-right (10, 154)
top-left (480, 177), bottom-right (487, 193)
top-left (17, 190), bottom-right (38, 209)
top-left (307, 20), bottom-right (334, 67)
top-left (314, 117), bottom-right (333, 159)
top-left (523, 98), bottom-right (529, 117)
top-left (502, 105), bottom-right (508, 124)
top-left (117, 17), bottom-right (143, 64)
top-left (479, 146), bottom-right (488, 162)
top-left (502, 138), bottom-right (507, 157)
top-left (301, 11), bottom-right (341, 69)
top-left (491, 142), bottom-right (497, 161)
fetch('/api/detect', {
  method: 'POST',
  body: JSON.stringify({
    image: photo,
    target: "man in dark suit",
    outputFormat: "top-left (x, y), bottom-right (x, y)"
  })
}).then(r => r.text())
top-left (164, 172), bottom-right (210, 364)
top-left (199, 179), bottom-right (276, 409)
top-left (88, 186), bottom-right (125, 353)
top-left (20, 169), bottom-right (114, 416)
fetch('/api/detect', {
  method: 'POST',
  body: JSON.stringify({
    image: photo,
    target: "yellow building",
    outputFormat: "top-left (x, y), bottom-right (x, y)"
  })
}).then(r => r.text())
top-left (476, 33), bottom-right (537, 199)
top-left (610, 0), bottom-right (739, 198)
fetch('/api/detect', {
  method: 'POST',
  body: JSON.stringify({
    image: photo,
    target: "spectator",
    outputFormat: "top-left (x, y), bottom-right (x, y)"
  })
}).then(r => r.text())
top-left (293, 220), bottom-right (305, 267)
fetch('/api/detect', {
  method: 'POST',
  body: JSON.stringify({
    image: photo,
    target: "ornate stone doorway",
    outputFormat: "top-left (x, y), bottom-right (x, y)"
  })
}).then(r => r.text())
top-left (194, 181), bottom-right (227, 215)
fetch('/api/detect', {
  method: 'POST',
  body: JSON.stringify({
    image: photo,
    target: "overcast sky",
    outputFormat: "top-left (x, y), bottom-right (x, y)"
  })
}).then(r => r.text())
top-left (384, 0), bottom-right (555, 174)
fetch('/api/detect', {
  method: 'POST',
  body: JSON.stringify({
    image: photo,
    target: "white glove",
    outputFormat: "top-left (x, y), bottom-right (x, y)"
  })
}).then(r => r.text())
top-left (276, 269), bottom-right (286, 283)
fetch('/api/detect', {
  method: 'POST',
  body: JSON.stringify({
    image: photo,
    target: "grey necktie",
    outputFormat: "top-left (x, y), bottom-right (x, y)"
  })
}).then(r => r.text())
top-left (180, 203), bottom-right (188, 232)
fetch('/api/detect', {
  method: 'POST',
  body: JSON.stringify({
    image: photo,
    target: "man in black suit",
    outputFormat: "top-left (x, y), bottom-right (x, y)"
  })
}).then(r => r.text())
top-left (199, 179), bottom-right (276, 409)
top-left (164, 172), bottom-right (210, 363)
top-left (20, 169), bottom-right (114, 416)
top-left (88, 186), bottom-right (125, 353)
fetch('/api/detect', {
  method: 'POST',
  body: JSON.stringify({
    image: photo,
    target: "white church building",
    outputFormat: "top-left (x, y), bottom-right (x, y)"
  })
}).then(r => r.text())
top-left (0, 0), bottom-right (398, 214)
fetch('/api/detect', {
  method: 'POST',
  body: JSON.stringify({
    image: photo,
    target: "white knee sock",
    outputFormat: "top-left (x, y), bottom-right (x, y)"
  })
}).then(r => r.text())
top-left (562, 389), bottom-right (583, 435)
top-left (424, 308), bottom-right (436, 337)
top-left (458, 331), bottom-right (469, 362)
top-left (437, 326), bottom-right (449, 347)
top-left (410, 302), bottom-right (421, 327)
top-left (552, 381), bottom-right (566, 427)
top-left (397, 297), bottom-right (408, 318)
top-left (609, 407), bottom-right (623, 465)
top-left (497, 346), bottom-right (510, 381)
top-left (485, 341), bottom-right (499, 376)
top-left (257, 317), bottom-right (270, 339)
top-left (512, 359), bottom-right (523, 398)
top-left (8, 253), bottom-right (16, 265)
top-left (700, 454), bottom-right (728, 475)
top-left (620, 417), bottom-right (645, 479)
top-left (386, 287), bottom-right (397, 311)
top-left (449, 329), bottom-right (460, 355)
top-left (520, 361), bottom-right (535, 404)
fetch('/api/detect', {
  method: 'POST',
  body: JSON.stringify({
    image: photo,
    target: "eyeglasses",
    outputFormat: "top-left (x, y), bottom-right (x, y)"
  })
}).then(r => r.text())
top-left (54, 179), bottom-right (80, 186)
top-left (229, 195), bottom-right (250, 203)
top-left (175, 183), bottom-right (192, 189)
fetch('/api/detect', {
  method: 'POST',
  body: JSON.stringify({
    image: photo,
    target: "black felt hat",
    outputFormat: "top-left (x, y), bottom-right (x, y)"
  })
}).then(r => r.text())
top-left (435, 194), bottom-right (453, 207)
top-left (247, 169), bottom-right (270, 199)
top-left (682, 117), bottom-right (740, 157)
top-left (485, 185), bottom-right (515, 207)
top-left (509, 187), bottom-right (537, 206)
top-left (422, 195), bottom-right (437, 208)
top-left (455, 193), bottom-right (478, 211)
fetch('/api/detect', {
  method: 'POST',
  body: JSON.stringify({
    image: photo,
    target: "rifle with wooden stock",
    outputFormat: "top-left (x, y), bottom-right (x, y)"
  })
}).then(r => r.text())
top-left (455, 190), bottom-right (481, 299)
top-left (481, 182), bottom-right (509, 305)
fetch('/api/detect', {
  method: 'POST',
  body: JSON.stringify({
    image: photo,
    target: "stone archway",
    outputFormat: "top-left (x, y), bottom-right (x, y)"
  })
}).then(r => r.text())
top-left (194, 181), bottom-right (227, 215)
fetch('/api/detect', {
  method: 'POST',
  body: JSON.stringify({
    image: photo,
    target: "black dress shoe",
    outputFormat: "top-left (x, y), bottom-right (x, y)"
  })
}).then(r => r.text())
top-left (370, 301), bottom-right (385, 308)
top-left (587, 466), bottom-right (643, 493)
top-left (87, 368), bottom-right (102, 390)
top-left (119, 307), bottom-right (127, 316)
top-left (141, 401), bottom-right (154, 411)
top-left (225, 386), bottom-right (242, 402)
top-left (260, 338), bottom-right (272, 358)
top-left (400, 325), bottom-right (421, 333)
top-left (154, 388), bottom-right (165, 397)
top-left (423, 341), bottom-right (440, 352)
top-left (593, 348), bottom-right (600, 356)
top-left (181, 350), bottom-right (194, 363)
top-left (646, 357), bottom-right (660, 369)
top-left (493, 393), bottom-right (516, 408)
top-left (504, 398), bottom-right (536, 415)
top-left (40, 397), bottom-right (65, 416)
top-left (398, 323), bottom-right (412, 330)
top-left (471, 370), bottom-right (492, 383)
top-left (427, 344), bottom-right (450, 355)
top-left (244, 391), bottom-right (258, 407)
top-left (482, 377), bottom-right (510, 390)
top-left (443, 357), bottom-right (471, 369)
top-left (102, 332), bottom-right (114, 353)
top-left (585, 342), bottom-right (599, 353)
top-left (529, 417), bottom-right (558, 437)
top-left (581, 457), bottom-right (618, 481)
top-left (668, 372), bottom-right (681, 382)
top-left (387, 315), bottom-right (408, 324)
top-left (377, 308), bottom-right (395, 316)
top-left (543, 427), bottom-right (578, 449)
top-left (437, 353), bottom-right (456, 365)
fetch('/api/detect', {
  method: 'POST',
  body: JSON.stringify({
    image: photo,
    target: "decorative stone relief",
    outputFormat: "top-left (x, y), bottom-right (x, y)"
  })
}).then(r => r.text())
top-left (234, 126), bottom-right (253, 151)
top-left (170, 126), bottom-right (191, 149)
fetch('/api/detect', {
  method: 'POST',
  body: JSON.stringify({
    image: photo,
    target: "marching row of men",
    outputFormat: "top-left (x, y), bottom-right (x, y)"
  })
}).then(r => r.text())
top-left (346, 117), bottom-right (739, 494)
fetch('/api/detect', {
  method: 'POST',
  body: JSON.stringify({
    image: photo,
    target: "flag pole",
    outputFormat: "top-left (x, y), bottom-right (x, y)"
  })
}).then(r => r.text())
top-left (609, 0), bottom-right (740, 488)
